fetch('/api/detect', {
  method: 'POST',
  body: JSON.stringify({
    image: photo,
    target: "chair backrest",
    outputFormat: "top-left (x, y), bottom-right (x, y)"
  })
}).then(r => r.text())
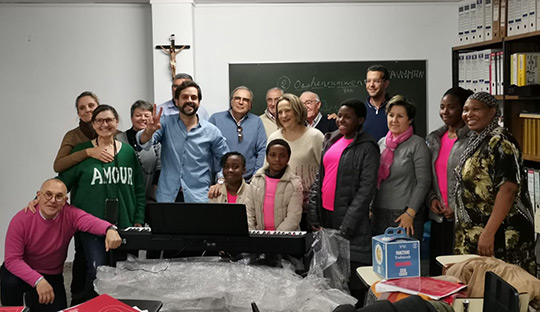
top-left (22, 291), bottom-right (36, 312)
top-left (483, 271), bottom-right (520, 312)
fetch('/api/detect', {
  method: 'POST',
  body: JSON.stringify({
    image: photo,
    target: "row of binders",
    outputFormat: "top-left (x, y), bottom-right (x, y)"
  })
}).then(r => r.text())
top-left (526, 165), bottom-right (540, 234)
top-left (457, 49), bottom-right (504, 95)
top-left (458, 0), bottom-right (540, 45)
top-left (521, 113), bottom-right (540, 157)
top-left (510, 52), bottom-right (540, 86)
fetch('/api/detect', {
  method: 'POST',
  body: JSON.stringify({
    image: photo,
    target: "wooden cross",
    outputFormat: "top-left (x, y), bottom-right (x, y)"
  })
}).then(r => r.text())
top-left (155, 34), bottom-right (191, 80)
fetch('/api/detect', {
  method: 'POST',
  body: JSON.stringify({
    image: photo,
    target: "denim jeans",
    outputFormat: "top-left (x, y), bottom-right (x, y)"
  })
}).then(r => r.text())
top-left (79, 232), bottom-right (108, 301)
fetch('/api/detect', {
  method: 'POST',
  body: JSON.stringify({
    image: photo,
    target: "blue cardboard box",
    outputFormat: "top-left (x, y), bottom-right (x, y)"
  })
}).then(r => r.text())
top-left (372, 227), bottom-right (420, 279)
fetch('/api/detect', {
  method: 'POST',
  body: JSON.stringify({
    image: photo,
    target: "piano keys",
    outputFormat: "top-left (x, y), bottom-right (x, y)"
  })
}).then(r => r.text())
top-left (116, 227), bottom-right (312, 257)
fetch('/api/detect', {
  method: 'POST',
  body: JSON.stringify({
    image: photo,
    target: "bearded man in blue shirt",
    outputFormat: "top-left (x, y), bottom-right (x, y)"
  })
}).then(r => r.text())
top-left (137, 81), bottom-right (229, 202)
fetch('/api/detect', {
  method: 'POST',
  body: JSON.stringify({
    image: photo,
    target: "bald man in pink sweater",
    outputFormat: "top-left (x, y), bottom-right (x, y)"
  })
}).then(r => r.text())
top-left (1, 178), bottom-right (121, 311)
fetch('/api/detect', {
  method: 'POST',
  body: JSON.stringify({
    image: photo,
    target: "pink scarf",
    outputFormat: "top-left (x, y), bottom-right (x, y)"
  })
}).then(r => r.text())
top-left (377, 126), bottom-right (414, 188)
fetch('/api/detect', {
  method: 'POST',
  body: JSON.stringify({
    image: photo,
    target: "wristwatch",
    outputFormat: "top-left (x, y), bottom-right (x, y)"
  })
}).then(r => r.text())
top-left (107, 225), bottom-right (118, 232)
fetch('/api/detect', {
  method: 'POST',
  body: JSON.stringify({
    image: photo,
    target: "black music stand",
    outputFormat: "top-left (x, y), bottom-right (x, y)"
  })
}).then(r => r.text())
top-left (146, 202), bottom-right (249, 236)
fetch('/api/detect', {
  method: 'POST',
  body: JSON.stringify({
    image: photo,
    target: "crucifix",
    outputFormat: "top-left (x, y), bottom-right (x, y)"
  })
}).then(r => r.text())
top-left (155, 34), bottom-right (191, 80)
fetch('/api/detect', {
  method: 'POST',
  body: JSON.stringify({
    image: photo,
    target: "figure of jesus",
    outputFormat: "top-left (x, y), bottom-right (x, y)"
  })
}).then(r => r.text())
top-left (160, 34), bottom-right (185, 80)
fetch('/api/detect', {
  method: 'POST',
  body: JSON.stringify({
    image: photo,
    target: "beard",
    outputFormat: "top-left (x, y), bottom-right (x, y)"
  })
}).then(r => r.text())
top-left (178, 102), bottom-right (198, 116)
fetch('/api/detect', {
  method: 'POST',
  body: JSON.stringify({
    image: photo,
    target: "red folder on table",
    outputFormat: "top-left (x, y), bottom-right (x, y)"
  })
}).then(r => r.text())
top-left (375, 276), bottom-right (467, 300)
top-left (63, 294), bottom-right (138, 312)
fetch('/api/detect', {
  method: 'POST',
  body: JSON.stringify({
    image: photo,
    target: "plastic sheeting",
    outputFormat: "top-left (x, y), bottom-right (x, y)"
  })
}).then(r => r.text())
top-left (95, 229), bottom-right (356, 312)
top-left (309, 229), bottom-right (351, 293)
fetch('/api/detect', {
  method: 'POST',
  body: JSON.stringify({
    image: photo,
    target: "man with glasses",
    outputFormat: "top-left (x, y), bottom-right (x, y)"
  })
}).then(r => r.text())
top-left (138, 81), bottom-right (229, 202)
top-left (209, 86), bottom-right (266, 182)
top-left (259, 87), bottom-right (283, 137)
top-left (299, 91), bottom-right (338, 134)
top-left (157, 73), bottom-right (209, 120)
top-left (364, 64), bottom-right (391, 141)
top-left (1, 178), bottom-right (121, 311)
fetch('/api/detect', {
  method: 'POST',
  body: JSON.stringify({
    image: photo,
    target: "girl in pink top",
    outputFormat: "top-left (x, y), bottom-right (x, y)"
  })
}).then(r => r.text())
top-left (307, 99), bottom-right (380, 302)
top-left (425, 87), bottom-right (472, 275)
top-left (246, 139), bottom-right (303, 231)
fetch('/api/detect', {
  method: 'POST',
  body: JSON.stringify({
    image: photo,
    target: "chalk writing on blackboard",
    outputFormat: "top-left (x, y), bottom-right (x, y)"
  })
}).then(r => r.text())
top-left (390, 70), bottom-right (425, 79)
top-left (277, 75), bottom-right (364, 93)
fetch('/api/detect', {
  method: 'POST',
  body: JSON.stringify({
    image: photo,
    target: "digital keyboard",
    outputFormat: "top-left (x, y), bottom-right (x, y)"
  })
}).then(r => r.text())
top-left (117, 227), bottom-right (311, 257)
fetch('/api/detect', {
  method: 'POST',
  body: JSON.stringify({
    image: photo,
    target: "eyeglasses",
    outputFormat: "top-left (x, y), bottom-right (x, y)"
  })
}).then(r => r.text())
top-left (42, 191), bottom-right (66, 202)
top-left (94, 118), bottom-right (116, 125)
top-left (172, 84), bottom-right (182, 89)
top-left (233, 96), bottom-right (251, 104)
top-left (303, 100), bottom-right (319, 105)
top-left (364, 79), bottom-right (386, 85)
top-left (237, 125), bottom-right (243, 142)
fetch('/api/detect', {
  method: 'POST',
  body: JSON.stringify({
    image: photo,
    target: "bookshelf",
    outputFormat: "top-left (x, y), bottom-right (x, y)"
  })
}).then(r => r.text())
top-left (452, 31), bottom-right (540, 165)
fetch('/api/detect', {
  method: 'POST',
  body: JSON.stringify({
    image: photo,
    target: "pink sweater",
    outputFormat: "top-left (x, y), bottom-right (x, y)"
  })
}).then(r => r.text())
top-left (4, 204), bottom-right (111, 287)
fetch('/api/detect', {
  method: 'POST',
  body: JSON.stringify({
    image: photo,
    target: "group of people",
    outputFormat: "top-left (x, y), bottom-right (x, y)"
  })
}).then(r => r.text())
top-left (2, 65), bottom-right (537, 310)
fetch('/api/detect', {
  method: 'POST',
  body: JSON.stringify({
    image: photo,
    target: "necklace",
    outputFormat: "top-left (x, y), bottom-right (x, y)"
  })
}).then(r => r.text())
top-left (95, 138), bottom-right (119, 169)
top-left (95, 138), bottom-right (117, 155)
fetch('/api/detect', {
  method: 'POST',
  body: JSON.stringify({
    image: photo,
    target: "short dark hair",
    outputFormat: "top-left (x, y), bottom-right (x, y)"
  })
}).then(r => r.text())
top-left (443, 87), bottom-right (474, 107)
top-left (173, 73), bottom-right (193, 82)
top-left (367, 65), bottom-right (389, 80)
top-left (130, 100), bottom-right (153, 117)
top-left (220, 152), bottom-right (246, 168)
top-left (386, 95), bottom-right (416, 120)
top-left (340, 98), bottom-right (367, 119)
top-left (266, 139), bottom-right (291, 158)
top-left (175, 80), bottom-right (202, 101)
top-left (91, 104), bottom-right (119, 122)
top-left (75, 91), bottom-right (99, 111)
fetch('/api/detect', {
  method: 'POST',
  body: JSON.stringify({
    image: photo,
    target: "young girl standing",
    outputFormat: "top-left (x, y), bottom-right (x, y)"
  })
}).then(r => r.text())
top-left (246, 139), bottom-right (303, 231)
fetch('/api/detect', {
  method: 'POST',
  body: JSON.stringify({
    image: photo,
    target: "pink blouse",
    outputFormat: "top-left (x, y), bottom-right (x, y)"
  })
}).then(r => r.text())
top-left (322, 137), bottom-right (354, 211)
top-left (435, 131), bottom-right (457, 207)
top-left (263, 176), bottom-right (280, 230)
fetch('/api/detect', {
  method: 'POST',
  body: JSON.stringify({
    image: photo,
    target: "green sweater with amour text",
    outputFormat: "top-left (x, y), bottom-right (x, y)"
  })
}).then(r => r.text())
top-left (58, 141), bottom-right (146, 228)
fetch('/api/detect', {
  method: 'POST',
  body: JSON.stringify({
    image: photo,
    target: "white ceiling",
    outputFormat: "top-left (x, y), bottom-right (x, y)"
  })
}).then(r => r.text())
top-left (0, 0), bottom-right (459, 3)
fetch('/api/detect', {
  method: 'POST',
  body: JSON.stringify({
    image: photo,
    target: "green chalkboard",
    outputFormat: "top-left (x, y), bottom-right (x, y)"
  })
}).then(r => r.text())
top-left (229, 60), bottom-right (427, 137)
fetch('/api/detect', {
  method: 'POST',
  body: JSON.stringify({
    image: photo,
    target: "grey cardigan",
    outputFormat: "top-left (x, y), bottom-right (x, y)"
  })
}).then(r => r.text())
top-left (374, 134), bottom-right (431, 213)
top-left (425, 125), bottom-right (470, 222)
top-left (116, 131), bottom-right (161, 202)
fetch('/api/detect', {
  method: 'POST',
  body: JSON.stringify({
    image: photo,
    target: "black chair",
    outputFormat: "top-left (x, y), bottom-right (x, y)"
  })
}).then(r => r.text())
top-left (118, 299), bottom-right (163, 312)
top-left (21, 291), bottom-right (35, 312)
top-left (483, 271), bottom-right (520, 312)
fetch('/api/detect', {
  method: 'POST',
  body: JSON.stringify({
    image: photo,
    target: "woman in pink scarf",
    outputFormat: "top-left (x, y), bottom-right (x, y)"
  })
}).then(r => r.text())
top-left (372, 95), bottom-right (431, 240)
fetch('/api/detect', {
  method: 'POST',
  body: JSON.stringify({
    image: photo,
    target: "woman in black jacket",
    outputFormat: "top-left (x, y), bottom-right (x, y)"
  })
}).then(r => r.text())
top-left (308, 98), bottom-right (380, 304)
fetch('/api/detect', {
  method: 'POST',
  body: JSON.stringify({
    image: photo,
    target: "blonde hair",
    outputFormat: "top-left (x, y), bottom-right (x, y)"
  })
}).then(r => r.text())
top-left (275, 93), bottom-right (307, 128)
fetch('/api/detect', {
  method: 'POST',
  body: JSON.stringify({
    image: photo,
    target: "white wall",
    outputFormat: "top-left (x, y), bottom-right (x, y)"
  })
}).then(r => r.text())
top-left (0, 4), bottom-right (153, 261)
top-left (193, 2), bottom-right (457, 126)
